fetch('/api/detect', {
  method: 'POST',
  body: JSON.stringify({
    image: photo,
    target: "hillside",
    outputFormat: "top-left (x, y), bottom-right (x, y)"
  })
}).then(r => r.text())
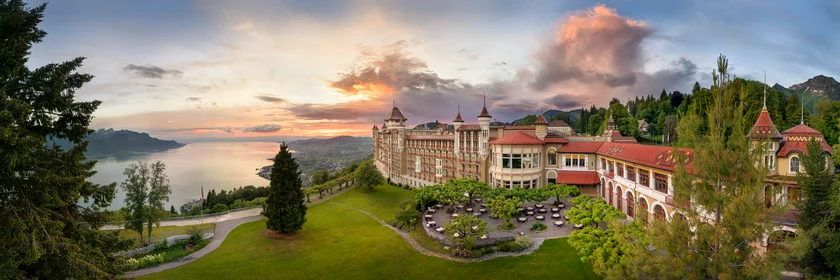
top-left (258, 136), bottom-right (373, 186)
top-left (49, 128), bottom-right (185, 159)
top-left (509, 109), bottom-right (582, 125)
top-left (774, 75), bottom-right (840, 112)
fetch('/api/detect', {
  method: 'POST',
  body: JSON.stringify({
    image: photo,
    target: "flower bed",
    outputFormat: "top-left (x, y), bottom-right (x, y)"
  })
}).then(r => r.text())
top-left (126, 238), bottom-right (211, 270)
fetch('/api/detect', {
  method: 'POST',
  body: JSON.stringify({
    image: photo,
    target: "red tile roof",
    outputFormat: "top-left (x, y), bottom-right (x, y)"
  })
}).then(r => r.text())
top-left (776, 124), bottom-right (834, 156)
top-left (453, 112), bottom-right (464, 123)
top-left (386, 106), bottom-right (407, 121)
top-left (596, 142), bottom-right (695, 172)
top-left (456, 124), bottom-right (481, 131)
top-left (748, 109), bottom-right (782, 139)
top-left (544, 137), bottom-right (569, 144)
top-left (535, 115), bottom-right (548, 125)
top-left (558, 142), bottom-right (604, 153)
top-left (489, 131), bottom-right (544, 145)
top-left (502, 126), bottom-right (535, 130)
top-left (555, 171), bottom-right (600, 185)
top-left (478, 106), bottom-right (492, 118)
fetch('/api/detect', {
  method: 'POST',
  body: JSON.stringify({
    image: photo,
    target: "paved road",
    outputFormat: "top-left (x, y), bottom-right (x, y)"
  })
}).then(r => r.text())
top-left (102, 208), bottom-right (263, 230)
top-left (125, 215), bottom-right (266, 278)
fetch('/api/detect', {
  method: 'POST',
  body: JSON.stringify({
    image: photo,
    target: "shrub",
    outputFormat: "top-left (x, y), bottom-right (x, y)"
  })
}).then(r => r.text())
top-left (498, 236), bottom-right (532, 253)
top-left (530, 222), bottom-right (548, 231)
top-left (451, 247), bottom-right (472, 258)
top-left (211, 203), bottom-right (228, 213)
top-left (394, 203), bottom-right (421, 231)
top-left (250, 197), bottom-right (267, 207)
top-left (230, 199), bottom-right (250, 209)
top-left (470, 249), bottom-right (483, 258)
top-left (185, 226), bottom-right (203, 245)
top-left (501, 223), bottom-right (515, 230)
top-left (151, 239), bottom-right (168, 253)
top-left (481, 247), bottom-right (496, 255)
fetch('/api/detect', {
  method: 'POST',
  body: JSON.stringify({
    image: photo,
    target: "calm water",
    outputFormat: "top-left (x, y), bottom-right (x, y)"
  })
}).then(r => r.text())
top-left (89, 142), bottom-right (279, 211)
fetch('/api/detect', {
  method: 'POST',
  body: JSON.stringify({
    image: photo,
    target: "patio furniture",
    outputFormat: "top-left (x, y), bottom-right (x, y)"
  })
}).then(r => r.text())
top-left (538, 208), bottom-right (547, 213)
top-left (553, 221), bottom-right (564, 227)
top-left (435, 227), bottom-right (445, 233)
top-left (536, 215), bottom-right (545, 220)
top-left (453, 232), bottom-right (461, 238)
top-left (472, 226), bottom-right (479, 231)
top-left (551, 208), bottom-right (559, 212)
top-left (480, 204), bottom-right (486, 208)
top-left (428, 208), bottom-right (436, 213)
top-left (518, 217), bottom-right (527, 223)
top-left (558, 204), bottom-right (565, 209)
top-left (456, 205), bottom-right (465, 209)
top-left (479, 208), bottom-right (487, 213)
top-left (480, 235), bottom-right (488, 240)
top-left (552, 214), bottom-right (560, 219)
top-left (466, 208), bottom-right (473, 212)
top-left (536, 204), bottom-right (543, 208)
top-left (574, 224), bottom-right (583, 230)
top-left (519, 231), bottom-right (525, 236)
top-left (517, 207), bottom-right (524, 212)
top-left (526, 211), bottom-right (534, 216)
top-left (424, 214), bottom-right (433, 219)
top-left (564, 215), bottom-right (570, 221)
top-left (475, 198), bottom-right (482, 202)
top-left (427, 221), bottom-right (436, 227)
top-left (451, 213), bottom-right (459, 218)
top-left (435, 204), bottom-right (443, 208)
top-left (526, 206), bottom-right (534, 211)
top-left (472, 212), bottom-right (481, 216)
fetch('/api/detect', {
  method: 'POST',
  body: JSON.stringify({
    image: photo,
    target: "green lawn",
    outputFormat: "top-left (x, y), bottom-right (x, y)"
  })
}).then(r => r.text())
top-left (139, 185), bottom-right (598, 280)
top-left (114, 223), bottom-right (215, 246)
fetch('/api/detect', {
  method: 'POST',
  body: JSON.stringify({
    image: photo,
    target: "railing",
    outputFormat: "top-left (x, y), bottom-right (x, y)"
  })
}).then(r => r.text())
top-left (665, 196), bottom-right (690, 208)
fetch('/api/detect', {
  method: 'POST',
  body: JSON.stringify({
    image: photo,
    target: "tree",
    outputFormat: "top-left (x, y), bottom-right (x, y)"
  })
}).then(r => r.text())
top-left (310, 169), bottom-right (330, 186)
top-left (265, 143), bottom-right (307, 233)
top-left (793, 138), bottom-right (836, 277)
top-left (394, 199), bottom-right (422, 230)
top-left (447, 178), bottom-right (489, 206)
top-left (355, 160), bottom-right (383, 192)
top-left (565, 195), bottom-right (623, 227)
top-left (0, 2), bottom-right (133, 278)
top-left (588, 114), bottom-right (604, 136)
top-left (444, 214), bottom-right (489, 249)
top-left (568, 220), bottom-right (649, 279)
top-left (542, 183), bottom-right (580, 205)
top-left (170, 205), bottom-right (177, 215)
top-left (648, 54), bottom-right (786, 279)
top-left (121, 161), bottom-right (171, 244)
top-left (795, 177), bottom-right (840, 276)
top-left (486, 196), bottom-right (521, 228)
top-left (513, 114), bottom-right (537, 126)
top-left (435, 183), bottom-right (468, 211)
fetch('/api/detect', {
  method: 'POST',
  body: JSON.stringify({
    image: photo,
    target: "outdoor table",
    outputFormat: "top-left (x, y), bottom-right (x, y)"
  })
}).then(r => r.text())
top-left (424, 214), bottom-right (433, 219)
top-left (456, 205), bottom-right (465, 209)
top-left (551, 208), bottom-right (559, 212)
top-left (427, 221), bottom-right (436, 227)
top-left (518, 217), bottom-right (527, 223)
top-left (558, 204), bottom-right (566, 209)
top-left (538, 208), bottom-right (547, 213)
top-left (526, 211), bottom-right (534, 216)
top-left (519, 231), bottom-right (525, 236)
top-left (564, 215), bottom-right (569, 221)
top-left (475, 198), bottom-right (482, 202)
top-left (453, 232), bottom-right (461, 238)
top-left (451, 213), bottom-right (459, 218)
top-left (480, 235), bottom-right (488, 240)
top-left (428, 208), bottom-right (436, 213)
top-left (435, 204), bottom-right (443, 208)
top-left (517, 207), bottom-right (524, 212)
top-left (536, 215), bottom-right (545, 220)
top-left (473, 212), bottom-right (481, 216)
top-left (480, 204), bottom-right (486, 208)
top-left (574, 224), bottom-right (583, 230)
top-left (536, 204), bottom-right (543, 208)
top-left (552, 214), bottom-right (561, 219)
top-left (526, 206), bottom-right (534, 211)
top-left (472, 226), bottom-right (479, 231)
top-left (466, 208), bottom-right (473, 212)
top-left (554, 221), bottom-right (564, 227)
top-left (435, 227), bottom-right (445, 233)
top-left (479, 208), bottom-right (487, 213)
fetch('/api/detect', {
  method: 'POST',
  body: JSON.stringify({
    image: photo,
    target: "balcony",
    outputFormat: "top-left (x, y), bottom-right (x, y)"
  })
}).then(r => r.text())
top-left (603, 172), bottom-right (614, 179)
top-left (665, 196), bottom-right (691, 208)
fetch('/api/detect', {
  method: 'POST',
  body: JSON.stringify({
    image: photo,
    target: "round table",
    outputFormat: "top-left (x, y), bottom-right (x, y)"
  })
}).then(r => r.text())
top-left (451, 213), bottom-right (459, 218)
top-left (479, 208), bottom-right (487, 213)
top-left (551, 208), bottom-right (559, 212)
top-left (518, 217), bottom-right (527, 222)
top-left (526, 211), bottom-right (534, 216)
top-left (536, 215), bottom-right (545, 220)
top-left (466, 208), bottom-right (473, 212)
top-left (536, 204), bottom-right (543, 208)
top-left (538, 208), bottom-right (547, 213)
top-left (553, 221), bottom-right (564, 226)
top-left (526, 206), bottom-right (534, 211)
top-left (552, 214), bottom-right (560, 219)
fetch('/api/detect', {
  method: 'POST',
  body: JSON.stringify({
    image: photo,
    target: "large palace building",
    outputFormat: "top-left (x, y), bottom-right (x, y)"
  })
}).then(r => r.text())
top-left (373, 100), bottom-right (834, 247)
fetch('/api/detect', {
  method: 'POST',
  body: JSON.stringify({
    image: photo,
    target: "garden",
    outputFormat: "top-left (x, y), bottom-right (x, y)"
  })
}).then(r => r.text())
top-left (125, 226), bottom-right (212, 270)
top-left (138, 184), bottom-right (598, 280)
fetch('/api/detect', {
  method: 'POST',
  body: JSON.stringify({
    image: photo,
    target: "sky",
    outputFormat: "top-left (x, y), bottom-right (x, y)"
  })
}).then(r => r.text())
top-left (25, 0), bottom-right (840, 140)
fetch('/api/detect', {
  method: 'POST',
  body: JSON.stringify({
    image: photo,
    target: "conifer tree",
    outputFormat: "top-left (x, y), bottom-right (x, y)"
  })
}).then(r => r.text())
top-left (638, 54), bottom-right (786, 279)
top-left (265, 143), bottom-right (307, 233)
top-left (793, 139), bottom-right (836, 277)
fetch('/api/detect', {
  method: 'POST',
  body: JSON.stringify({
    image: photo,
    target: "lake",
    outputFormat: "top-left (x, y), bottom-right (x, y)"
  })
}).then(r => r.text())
top-left (89, 142), bottom-right (280, 211)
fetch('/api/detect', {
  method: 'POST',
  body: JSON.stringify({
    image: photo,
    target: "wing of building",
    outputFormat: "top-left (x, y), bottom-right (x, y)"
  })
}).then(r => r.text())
top-left (372, 102), bottom-right (834, 250)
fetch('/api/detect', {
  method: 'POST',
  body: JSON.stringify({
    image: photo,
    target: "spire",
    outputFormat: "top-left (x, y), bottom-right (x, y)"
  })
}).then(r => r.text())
top-left (453, 100), bottom-right (464, 123)
top-left (478, 93), bottom-right (491, 118)
top-left (801, 97), bottom-right (804, 125)
top-left (762, 71), bottom-right (767, 110)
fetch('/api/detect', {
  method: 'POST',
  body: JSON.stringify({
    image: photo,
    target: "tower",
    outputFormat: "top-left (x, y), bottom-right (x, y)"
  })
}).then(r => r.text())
top-left (748, 76), bottom-right (783, 173)
top-left (478, 95), bottom-right (492, 157)
top-left (535, 112), bottom-right (548, 140)
top-left (453, 103), bottom-right (464, 156)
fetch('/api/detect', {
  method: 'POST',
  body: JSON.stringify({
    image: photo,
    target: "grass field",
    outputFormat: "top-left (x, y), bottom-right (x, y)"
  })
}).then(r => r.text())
top-left (139, 185), bottom-right (598, 280)
top-left (114, 223), bottom-right (216, 245)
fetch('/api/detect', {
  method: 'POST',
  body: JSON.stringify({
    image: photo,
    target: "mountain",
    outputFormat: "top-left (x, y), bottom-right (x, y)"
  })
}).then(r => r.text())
top-left (258, 136), bottom-right (373, 186)
top-left (50, 128), bottom-right (185, 159)
top-left (509, 109), bottom-right (583, 125)
top-left (772, 75), bottom-right (840, 112)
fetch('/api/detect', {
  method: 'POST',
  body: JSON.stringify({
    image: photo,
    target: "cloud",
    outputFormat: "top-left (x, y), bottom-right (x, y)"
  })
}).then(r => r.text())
top-left (123, 64), bottom-right (183, 79)
top-left (186, 97), bottom-right (203, 102)
top-left (243, 124), bottom-right (283, 133)
top-left (232, 20), bottom-right (253, 30)
top-left (254, 95), bottom-right (287, 103)
top-left (543, 93), bottom-right (586, 109)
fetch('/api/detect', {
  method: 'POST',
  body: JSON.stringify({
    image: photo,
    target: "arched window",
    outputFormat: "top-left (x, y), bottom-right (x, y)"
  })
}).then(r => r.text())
top-left (638, 198), bottom-right (648, 223)
top-left (654, 205), bottom-right (666, 221)
top-left (626, 192), bottom-right (634, 218)
top-left (548, 148), bottom-right (557, 166)
top-left (790, 156), bottom-right (800, 173)
top-left (607, 185), bottom-right (612, 206)
top-left (616, 187), bottom-right (623, 212)
top-left (764, 185), bottom-right (773, 208)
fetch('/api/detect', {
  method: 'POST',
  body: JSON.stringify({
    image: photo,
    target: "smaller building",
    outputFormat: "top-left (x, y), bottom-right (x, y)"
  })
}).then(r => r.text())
top-left (638, 119), bottom-right (650, 135)
top-left (547, 119), bottom-right (575, 136)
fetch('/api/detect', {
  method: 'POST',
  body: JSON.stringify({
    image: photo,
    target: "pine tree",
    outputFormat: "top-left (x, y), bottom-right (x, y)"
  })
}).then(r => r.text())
top-left (0, 1), bottom-right (133, 278)
top-left (793, 139), bottom-right (836, 276)
top-left (265, 143), bottom-right (307, 233)
top-left (638, 54), bottom-right (786, 279)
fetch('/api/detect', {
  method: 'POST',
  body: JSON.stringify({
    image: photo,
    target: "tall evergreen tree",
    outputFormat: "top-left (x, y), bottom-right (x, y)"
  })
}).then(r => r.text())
top-left (0, 1), bottom-right (132, 278)
top-left (641, 54), bottom-right (786, 278)
top-left (793, 139), bottom-right (836, 277)
top-left (265, 143), bottom-right (307, 233)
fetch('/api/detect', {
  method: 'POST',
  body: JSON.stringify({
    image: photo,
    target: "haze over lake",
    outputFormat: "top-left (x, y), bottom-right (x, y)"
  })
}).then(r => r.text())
top-left (90, 142), bottom-right (280, 211)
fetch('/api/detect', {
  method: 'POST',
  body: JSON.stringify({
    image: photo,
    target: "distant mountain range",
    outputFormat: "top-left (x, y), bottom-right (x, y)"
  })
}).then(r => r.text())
top-left (773, 75), bottom-right (840, 111)
top-left (50, 128), bottom-right (185, 159)
top-left (510, 109), bottom-right (583, 125)
top-left (258, 136), bottom-right (373, 186)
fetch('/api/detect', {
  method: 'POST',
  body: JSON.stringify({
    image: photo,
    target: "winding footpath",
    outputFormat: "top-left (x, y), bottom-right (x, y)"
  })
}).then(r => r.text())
top-left (326, 202), bottom-right (547, 263)
top-left (124, 186), bottom-right (356, 278)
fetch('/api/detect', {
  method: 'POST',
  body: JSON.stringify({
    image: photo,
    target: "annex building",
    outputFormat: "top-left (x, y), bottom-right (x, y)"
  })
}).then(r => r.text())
top-left (372, 100), bottom-right (833, 249)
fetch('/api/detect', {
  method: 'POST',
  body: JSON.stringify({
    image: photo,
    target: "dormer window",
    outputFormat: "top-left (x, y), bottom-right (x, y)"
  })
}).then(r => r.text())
top-left (790, 156), bottom-right (800, 173)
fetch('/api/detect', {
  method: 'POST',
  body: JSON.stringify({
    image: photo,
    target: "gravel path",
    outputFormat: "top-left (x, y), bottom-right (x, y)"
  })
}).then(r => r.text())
top-left (327, 202), bottom-right (547, 263)
top-left (123, 186), bottom-right (355, 278)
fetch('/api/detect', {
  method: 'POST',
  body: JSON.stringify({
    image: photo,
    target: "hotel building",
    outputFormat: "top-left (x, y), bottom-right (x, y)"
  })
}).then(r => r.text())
top-left (372, 101), bottom-right (834, 248)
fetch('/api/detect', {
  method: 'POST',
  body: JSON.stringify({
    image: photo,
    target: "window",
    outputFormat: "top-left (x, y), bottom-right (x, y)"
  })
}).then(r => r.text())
top-left (415, 156), bottom-right (421, 172)
top-left (607, 161), bottom-right (613, 173)
top-left (601, 159), bottom-right (606, 170)
top-left (790, 157), bottom-right (800, 173)
top-left (435, 159), bottom-right (442, 177)
top-left (502, 154), bottom-right (511, 168)
top-left (512, 154), bottom-right (522, 169)
top-left (565, 154), bottom-right (586, 167)
top-left (638, 198), bottom-right (648, 223)
top-left (627, 166), bottom-right (636, 182)
top-left (787, 186), bottom-right (801, 202)
top-left (654, 173), bottom-right (668, 193)
top-left (654, 205), bottom-right (666, 221)
top-left (617, 163), bottom-right (624, 177)
top-left (626, 193), bottom-right (634, 218)
top-left (548, 149), bottom-right (557, 165)
top-left (533, 153), bottom-right (539, 168)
